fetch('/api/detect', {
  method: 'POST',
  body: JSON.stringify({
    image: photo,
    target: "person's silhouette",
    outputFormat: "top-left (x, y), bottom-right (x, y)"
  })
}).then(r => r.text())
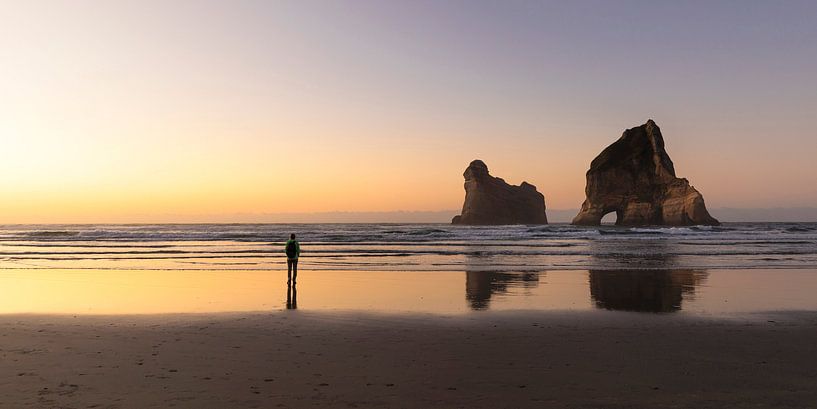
top-left (284, 233), bottom-right (300, 285)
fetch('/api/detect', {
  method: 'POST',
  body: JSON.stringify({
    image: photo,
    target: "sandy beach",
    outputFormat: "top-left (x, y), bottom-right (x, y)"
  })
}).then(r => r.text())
top-left (5, 0), bottom-right (817, 407)
top-left (3, 225), bottom-right (817, 408)
top-left (3, 310), bottom-right (817, 408)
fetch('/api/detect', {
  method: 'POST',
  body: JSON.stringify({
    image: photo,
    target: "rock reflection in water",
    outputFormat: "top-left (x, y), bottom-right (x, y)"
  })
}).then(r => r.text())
top-left (589, 269), bottom-right (708, 312)
top-left (465, 271), bottom-right (541, 310)
top-left (589, 239), bottom-right (681, 270)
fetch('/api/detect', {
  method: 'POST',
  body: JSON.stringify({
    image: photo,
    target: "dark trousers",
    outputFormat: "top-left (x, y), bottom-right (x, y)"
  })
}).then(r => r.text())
top-left (287, 258), bottom-right (298, 283)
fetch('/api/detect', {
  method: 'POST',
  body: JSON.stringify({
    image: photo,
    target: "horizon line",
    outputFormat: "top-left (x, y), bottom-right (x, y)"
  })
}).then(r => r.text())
top-left (3, 207), bottom-right (817, 225)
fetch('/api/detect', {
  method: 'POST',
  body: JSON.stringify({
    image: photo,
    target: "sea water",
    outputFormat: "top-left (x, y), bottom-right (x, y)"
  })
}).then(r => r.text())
top-left (1, 223), bottom-right (815, 271)
top-left (1, 223), bottom-right (816, 314)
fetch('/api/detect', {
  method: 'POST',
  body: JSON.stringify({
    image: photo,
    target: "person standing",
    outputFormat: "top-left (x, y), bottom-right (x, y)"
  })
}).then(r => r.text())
top-left (285, 233), bottom-right (300, 285)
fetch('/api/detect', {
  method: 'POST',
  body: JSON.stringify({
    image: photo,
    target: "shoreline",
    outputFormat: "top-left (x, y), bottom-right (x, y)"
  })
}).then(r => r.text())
top-left (3, 310), bottom-right (817, 408)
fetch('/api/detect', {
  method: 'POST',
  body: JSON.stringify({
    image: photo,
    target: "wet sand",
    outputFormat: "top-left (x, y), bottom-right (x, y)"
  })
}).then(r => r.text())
top-left (5, 268), bottom-right (817, 315)
top-left (3, 310), bottom-right (817, 408)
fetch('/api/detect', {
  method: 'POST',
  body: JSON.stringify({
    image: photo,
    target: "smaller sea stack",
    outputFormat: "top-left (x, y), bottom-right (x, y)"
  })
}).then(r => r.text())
top-left (452, 160), bottom-right (548, 225)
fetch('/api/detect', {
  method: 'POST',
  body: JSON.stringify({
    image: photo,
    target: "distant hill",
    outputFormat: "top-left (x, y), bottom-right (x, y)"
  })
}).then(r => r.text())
top-left (707, 208), bottom-right (817, 223)
top-left (257, 211), bottom-right (459, 224)
top-left (106, 208), bottom-right (817, 224)
top-left (546, 208), bottom-right (817, 223)
top-left (224, 208), bottom-right (817, 223)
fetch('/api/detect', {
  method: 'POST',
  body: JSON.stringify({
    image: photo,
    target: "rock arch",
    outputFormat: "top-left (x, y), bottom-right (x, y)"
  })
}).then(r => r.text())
top-left (572, 120), bottom-right (719, 226)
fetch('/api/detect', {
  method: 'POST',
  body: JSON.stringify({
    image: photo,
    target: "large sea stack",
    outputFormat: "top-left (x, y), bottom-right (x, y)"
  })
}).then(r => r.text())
top-left (572, 120), bottom-right (719, 226)
top-left (452, 160), bottom-right (548, 225)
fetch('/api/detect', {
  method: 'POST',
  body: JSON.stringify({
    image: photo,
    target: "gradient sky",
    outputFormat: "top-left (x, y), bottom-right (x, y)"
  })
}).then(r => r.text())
top-left (1, 0), bottom-right (816, 223)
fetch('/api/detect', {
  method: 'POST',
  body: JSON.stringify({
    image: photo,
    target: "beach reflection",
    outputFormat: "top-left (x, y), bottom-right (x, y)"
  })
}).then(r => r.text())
top-left (588, 270), bottom-right (708, 312)
top-left (3, 267), bottom-right (817, 315)
top-left (589, 238), bottom-right (679, 269)
top-left (286, 283), bottom-right (297, 310)
top-left (463, 251), bottom-right (542, 310)
top-left (465, 271), bottom-right (540, 310)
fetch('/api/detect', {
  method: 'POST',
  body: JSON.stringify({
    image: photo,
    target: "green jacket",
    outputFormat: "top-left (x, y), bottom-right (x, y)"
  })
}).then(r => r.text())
top-left (284, 239), bottom-right (300, 259)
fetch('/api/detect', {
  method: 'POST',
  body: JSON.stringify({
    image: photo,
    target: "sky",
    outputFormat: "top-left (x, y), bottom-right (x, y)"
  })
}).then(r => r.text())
top-left (1, 0), bottom-right (816, 223)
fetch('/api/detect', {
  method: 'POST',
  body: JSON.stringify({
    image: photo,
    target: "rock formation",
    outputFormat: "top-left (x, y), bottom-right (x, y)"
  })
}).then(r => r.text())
top-left (572, 120), bottom-right (719, 226)
top-left (452, 160), bottom-right (548, 225)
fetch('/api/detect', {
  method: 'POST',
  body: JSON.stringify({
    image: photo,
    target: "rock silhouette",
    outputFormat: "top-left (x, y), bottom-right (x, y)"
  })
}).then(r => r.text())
top-left (465, 271), bottom-right (540, 311)
top-left (572, 120), bottom-right (719, 226)
top-left (589, 269), bottom-right (708, 313)
top-left (452, 160), bottom-right (548, 225)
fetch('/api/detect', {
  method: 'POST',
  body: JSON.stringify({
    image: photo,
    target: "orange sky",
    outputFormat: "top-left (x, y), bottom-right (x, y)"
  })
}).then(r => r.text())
top-left (2, 2), bottom-right (816, 223)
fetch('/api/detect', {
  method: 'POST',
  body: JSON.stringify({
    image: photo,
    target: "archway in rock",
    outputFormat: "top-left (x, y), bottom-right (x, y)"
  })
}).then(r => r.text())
top-left (600, 210), bottom-right (622, 225)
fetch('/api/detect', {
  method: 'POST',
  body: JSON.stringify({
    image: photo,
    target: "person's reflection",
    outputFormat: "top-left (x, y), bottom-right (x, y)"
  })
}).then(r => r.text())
top-left (286, 282), bottom-right (297, 310)
top-left (588, 269), bottom-right (707, 313)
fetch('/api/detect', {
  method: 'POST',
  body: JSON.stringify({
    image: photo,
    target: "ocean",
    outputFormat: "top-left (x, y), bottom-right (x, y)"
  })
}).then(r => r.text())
top-left (2, 223), bottom-right (817, 314)
top-left (1, 223), bottom-right (816, 272)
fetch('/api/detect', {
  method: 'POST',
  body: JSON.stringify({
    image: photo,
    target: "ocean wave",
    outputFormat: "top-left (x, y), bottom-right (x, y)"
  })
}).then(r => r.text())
top-left (678, 240), bottom-right (814, 246)
top-left (786, 226), bottom-right (816, 232)
top-left (406, 228), bottom-right (451, 235)
top-left (3, 248), bottom-right (816, 261)
top-left (25, 231), bottom-right (80, 237)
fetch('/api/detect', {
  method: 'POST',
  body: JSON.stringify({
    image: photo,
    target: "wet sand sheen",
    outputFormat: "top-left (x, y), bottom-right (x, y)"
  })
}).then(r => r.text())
top-left (3, 311), bottom-right (817, 408)
top-left (2, 269), bottom-right (817, 315)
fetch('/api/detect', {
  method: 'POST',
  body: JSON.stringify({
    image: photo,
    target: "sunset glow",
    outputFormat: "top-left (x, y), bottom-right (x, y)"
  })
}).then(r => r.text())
top-left (2, 1), bottom-right (816, 223)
